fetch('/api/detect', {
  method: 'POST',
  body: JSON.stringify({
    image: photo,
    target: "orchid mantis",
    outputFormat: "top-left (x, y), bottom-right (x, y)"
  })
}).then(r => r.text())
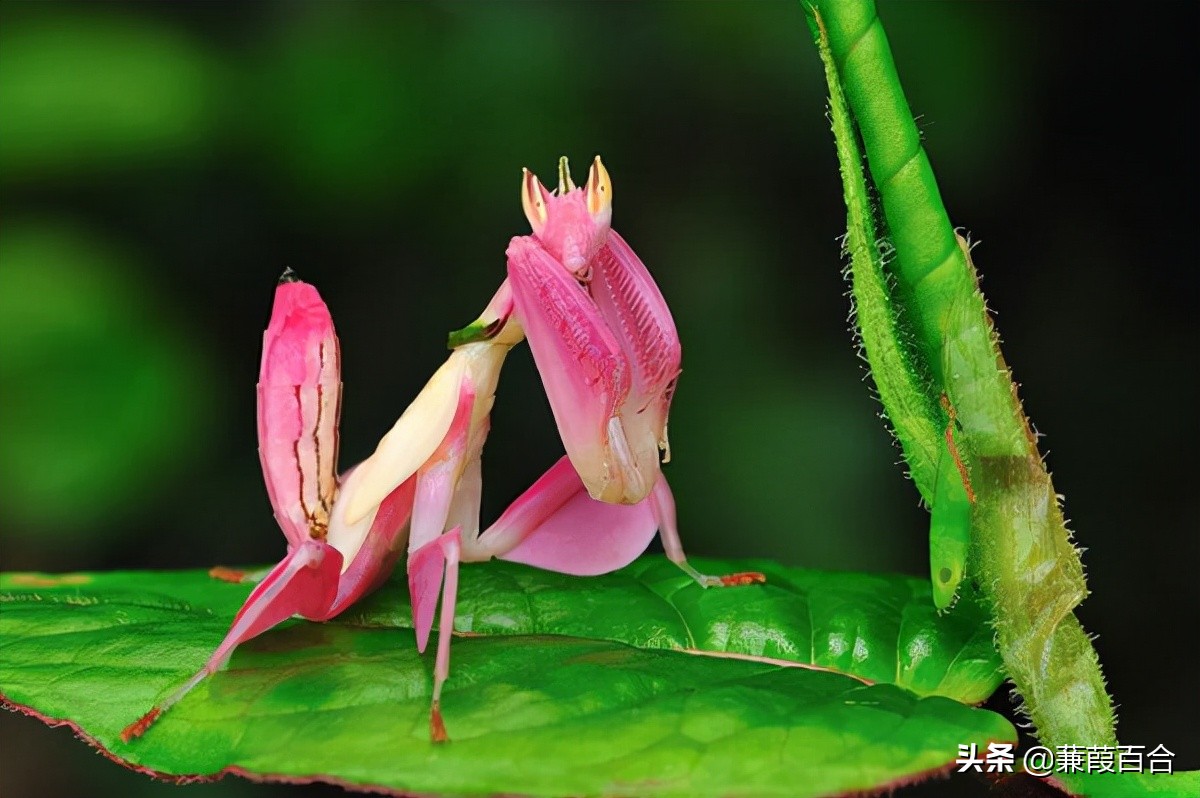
top-left (124, 156), bottom-right (762, 745)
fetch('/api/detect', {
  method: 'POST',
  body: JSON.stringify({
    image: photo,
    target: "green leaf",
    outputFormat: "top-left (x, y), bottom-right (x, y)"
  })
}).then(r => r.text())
top-left (349, 557), bottom-right (1005, 704)
top-left (1056, 770), bottom-right (1200, 798)
top-left (0, 559), bottom-right (1012, 797)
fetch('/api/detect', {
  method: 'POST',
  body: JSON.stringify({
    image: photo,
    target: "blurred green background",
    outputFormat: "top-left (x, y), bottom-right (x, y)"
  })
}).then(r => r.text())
top-left (1, 2), bottom-right (1195, 796)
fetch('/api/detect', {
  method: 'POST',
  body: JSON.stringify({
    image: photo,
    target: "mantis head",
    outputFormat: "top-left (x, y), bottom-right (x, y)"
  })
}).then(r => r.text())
top-left (521, 156), bottom-right (612, 280)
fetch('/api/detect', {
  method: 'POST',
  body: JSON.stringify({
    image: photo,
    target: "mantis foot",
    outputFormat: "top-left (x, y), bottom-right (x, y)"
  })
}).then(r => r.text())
top-left (120, 708), bottom-right (161, 743)
top-left (716, 571), bottom-right (768, 587)
top-left (430, 700), bottom-right (450, 744)
top-left (674, 559), bottom-right (766, 589)
top-left (208, 566), bottom-right (247, 583)
top-left (208, 566), bottom-right (271, 584)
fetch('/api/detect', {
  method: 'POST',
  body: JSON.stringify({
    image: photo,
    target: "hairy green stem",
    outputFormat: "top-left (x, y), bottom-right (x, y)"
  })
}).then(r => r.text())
top-left (810, 6), bottom-right (971, 609)
top-left (811, 4), bottom-right (942, 506)
top-left (805, 0), bottom-right (1116, 748)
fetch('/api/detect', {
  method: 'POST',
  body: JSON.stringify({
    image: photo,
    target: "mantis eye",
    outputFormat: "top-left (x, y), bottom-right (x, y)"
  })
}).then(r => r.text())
top-left (521, 168), bottom-right (550, 233)
top-left (585, 155), bottom-right (612, 217)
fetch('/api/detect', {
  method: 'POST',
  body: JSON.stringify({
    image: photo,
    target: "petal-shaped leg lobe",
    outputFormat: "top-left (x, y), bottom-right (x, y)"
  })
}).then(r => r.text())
top-left (430, 528), bottom-right (461, 743)
top-left (479, 456), bottom-right (658, 575)
top-left (326, 472), bottom-right (416, 618)
top-left (468, 454), bottom-right (579, 560)
top-left (408, 533), bottom-right (447, 655)
top-left (232, 541), bottom-right (342, 630)
top-left (477, 460), bottom-right (765, 585)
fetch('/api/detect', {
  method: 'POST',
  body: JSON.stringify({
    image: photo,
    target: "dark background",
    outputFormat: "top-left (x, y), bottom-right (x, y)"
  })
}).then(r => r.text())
top-left (1, 2), bottom-right (1195, 796)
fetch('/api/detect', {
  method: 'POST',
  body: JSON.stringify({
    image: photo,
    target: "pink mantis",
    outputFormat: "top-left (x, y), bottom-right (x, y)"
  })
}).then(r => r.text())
top-left (121, 156), bottom-right (763, 745)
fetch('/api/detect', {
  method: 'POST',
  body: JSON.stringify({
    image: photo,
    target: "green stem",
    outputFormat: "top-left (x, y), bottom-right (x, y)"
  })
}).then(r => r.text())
top-left (810, 5), bottom-right (970, 609)
top-left (811, 2), bottom-right (942, 506)
top-left (805, 0), bottom-right (1116, 748)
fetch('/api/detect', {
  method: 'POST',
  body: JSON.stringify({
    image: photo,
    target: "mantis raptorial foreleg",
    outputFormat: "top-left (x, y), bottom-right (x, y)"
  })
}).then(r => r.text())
top-left (454, 157), bottom-right (766, 589)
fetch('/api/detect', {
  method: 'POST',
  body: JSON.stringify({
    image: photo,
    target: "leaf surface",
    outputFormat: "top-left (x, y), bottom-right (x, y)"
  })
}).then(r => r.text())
top-left (1055, 770), bottom-right (1200, 798)
top-left (347, 557), bottom-right (1004, 704)
top-left (0, 559), bottom-right (1012, 797)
